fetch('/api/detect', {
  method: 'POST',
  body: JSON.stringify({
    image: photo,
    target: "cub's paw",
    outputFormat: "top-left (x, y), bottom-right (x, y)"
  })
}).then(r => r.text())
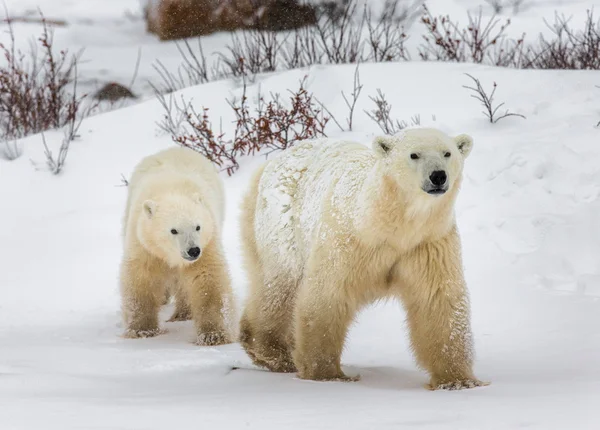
top-left (297, 370), bottom-right (361, 382)
top-left (427, 378), bottom-right (490, 391)
top-left (196, 331), bottom-right (231, 346)
top-left (123, 327), bottom-right (165, 339)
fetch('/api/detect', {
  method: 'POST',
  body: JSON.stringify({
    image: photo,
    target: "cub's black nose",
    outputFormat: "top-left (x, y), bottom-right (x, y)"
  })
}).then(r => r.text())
top-left (187, 247), bottom-right (201, 258)
top-left (429, 170), bottom-right (447, 187)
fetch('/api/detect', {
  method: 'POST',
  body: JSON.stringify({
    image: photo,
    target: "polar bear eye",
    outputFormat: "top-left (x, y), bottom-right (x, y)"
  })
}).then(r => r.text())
top-left (170, 229), bottom-right (178, 235)
top-left (410, 153), bottom-right (419, 160)
top-left (196, 226), bottom-right (201, 231)
top-left (444, 152), bottom-right (451, 158)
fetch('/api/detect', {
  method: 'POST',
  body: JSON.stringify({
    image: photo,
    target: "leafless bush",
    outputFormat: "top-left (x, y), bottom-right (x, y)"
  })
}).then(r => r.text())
top-left (463, 74), bottom-right (525, 123)
top-left (419, 5), bottom-right (515, 64)
top-left (281, 25), bottom-right (323, 69)
top-left (0, 14), bottom-right (90, 149)
top-left (524, 10), bottom-right (600, 70)
top-left (159, 77), bottom-right (329, 175)
top-left (40, 105), bottom-right (85, 174)
top-left (364, 89), bottom-right (420, 134)
top-left (152, 39), bottom-right (211, 94)
top-left (315, 0), bottom-right (351, 23)
top-left (365, 2), bottom-right (411, 62)
top-left (316, 64), bottom-right (363, 132)
top-left (215, 29), bottom-right (285, 79)
top-left (314, 0), bottom-right (366, 64)
top-left (154, 0), bottom-right (420, 92)
top-left (313, 0), bottom-right (420, 64)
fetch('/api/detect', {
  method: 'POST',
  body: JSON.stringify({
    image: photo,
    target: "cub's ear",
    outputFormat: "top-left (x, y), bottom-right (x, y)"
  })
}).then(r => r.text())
top-left (454, 134), bottom-right (474, 158)
top-left (372, 136), bottom-right (394, 157)
top-left (143, 200), bottom-right (157, 219)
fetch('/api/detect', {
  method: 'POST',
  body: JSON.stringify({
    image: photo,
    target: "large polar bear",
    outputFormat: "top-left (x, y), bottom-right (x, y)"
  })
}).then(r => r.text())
top-left (239, 128), bottom-right (487, 390)
top-left (120, 146), bottom-right (234, 345)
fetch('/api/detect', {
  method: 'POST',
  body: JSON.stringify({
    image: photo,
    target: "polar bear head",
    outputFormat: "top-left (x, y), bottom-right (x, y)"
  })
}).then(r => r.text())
top-left (372, 128), bottom-right (473, 198)
top-left (137, 193), bottom-right (215, 268)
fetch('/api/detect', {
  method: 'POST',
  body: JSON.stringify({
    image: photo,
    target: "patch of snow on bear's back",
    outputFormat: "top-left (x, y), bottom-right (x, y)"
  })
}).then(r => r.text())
top-left (255, 139), bottom-right (372, 276)
top-left (255, 140), bottom-right (319, 276)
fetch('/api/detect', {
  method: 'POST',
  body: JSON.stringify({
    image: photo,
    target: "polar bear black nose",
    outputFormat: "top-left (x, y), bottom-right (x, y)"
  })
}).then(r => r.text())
top-left (187, 247), bottom-right (201, 258)
top-left (429, 170), bottom-right (447, 187)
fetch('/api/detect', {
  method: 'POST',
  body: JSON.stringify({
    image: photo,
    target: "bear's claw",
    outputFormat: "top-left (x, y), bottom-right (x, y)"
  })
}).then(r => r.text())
top-left (123, 328), bottom-right (166, 339)
top-left (427, 378), bottom-right (490, 391)
top-left (196, 331), bottom-right (230, 346)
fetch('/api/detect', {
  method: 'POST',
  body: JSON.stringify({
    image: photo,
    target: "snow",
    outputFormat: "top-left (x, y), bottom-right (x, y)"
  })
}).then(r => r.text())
top-left (1, 0), bottom-right (600, 429)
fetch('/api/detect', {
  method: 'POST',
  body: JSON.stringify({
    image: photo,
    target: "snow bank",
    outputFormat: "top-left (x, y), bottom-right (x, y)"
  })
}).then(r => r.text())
top-left (1, 60), bottom-right (599, 429)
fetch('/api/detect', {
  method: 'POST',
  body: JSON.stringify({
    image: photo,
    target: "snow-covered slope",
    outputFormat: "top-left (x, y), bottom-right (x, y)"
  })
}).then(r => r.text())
top-left (1, 61), bottom-right (599, 429)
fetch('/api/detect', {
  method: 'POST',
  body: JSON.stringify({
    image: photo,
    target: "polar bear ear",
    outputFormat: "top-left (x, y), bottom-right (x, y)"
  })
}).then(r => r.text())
top-left (143, 200), bottom-right (157, 219)
top-left (454, 134), bottom-right (474, 158)
top-left (372, 136), bottom-right (394, 157)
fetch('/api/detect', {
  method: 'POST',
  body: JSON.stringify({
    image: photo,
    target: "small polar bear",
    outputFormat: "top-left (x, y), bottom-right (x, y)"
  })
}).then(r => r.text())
top-left (120, 146), bottom-right (234, 345)
top-left (239, 128), bottom-right (488, 390)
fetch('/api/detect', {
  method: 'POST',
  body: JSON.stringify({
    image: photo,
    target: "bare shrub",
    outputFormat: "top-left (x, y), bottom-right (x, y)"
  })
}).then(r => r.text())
top-left (365, 89), bottom-right (420, 134)
top-left (0, 15), bottom-right (90, 147)
top-left (463, 74), bottom-right (525, 123)
top-left (281, 25), bottom-right (324, 69)
top-left (365, 2), bottom-right (411, 62)
top-left (152, 39), bottom-right (211, 94)
top-left (316, 64), bottom-right (363, 132)
top-left (314, 0), bottom-right (366, 64)
top-left (215, 29), bottom-right (285, 79)
top-left (154, 0), bottom-right (421, 92)
top-left (419, 5), bottom-right (515, 64)
top-left (524, 10), bottom-right (600, 70)
top-left (159, 77), bottom-right (329, 174)
top-left (40, 104), bottom-right (85, 175)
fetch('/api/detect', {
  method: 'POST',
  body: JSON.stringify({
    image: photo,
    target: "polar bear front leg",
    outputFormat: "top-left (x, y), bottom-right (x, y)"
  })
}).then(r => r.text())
top-left (120, 254), bottom-right (166, 338)
top-left (398, 227), bottom-right (489, 390)
top-left (292, 250), bottom-right (360, 382)
top-left (181, 240), bottom-right (233, 346)
top-left (166, 275), bottom-right (192, 322)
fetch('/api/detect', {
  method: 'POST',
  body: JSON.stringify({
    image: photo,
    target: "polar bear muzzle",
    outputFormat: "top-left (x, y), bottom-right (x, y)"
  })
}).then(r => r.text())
top-left (424, 170), bottom-right (448, 195)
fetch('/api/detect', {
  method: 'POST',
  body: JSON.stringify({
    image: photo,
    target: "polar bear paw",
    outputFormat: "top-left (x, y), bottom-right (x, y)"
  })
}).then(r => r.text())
top-left (196, 331), bottom-right (230, 346)
top-left (427, 378), bottom-right (490, 391)
top-left (123, 327), bottom-right (166, 339)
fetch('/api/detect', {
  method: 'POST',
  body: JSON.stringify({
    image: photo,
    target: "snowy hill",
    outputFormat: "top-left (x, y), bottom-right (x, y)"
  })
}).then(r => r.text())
top-left (1, 0), bottom-right (600, 428)
top-left (1, 60), bottom-right (599, 429)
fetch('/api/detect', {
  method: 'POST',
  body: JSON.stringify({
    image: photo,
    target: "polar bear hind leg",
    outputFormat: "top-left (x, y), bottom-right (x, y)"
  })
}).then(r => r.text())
top-left (239, 165), bottom-right (296, 373)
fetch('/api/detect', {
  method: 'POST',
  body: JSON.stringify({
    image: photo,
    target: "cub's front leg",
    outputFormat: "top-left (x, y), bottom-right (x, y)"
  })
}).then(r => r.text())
top-left (120, 252), bottom-right (166, 338)
top-left (397, 227), bottom-right (489, 390)
top-left (181, 240), bottom-right (233, 346)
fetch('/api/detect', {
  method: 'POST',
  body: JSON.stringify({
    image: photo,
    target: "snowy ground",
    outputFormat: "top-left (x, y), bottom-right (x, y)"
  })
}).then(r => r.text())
top-left (1, 61), bottom-right (599, 429)
top-left (2, 1), bottom-right (600, 429)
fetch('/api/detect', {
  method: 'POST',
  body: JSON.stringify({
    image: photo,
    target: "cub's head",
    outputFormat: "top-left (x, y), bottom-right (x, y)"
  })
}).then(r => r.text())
top-left (137, 194), bottom-right (215, 268)
top-left (373, 128), bottom-right (473, 198)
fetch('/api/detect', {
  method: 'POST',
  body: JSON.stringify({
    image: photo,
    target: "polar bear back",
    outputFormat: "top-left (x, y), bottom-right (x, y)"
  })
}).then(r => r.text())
top-left (255, 139), bottom-right (375, 277)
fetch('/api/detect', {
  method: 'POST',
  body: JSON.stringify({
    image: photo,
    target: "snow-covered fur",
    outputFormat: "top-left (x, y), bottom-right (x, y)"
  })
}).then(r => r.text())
top-left (120, 147), bottom-right (234, 345)
top-left (239, 128), bottom-right (488, 390)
